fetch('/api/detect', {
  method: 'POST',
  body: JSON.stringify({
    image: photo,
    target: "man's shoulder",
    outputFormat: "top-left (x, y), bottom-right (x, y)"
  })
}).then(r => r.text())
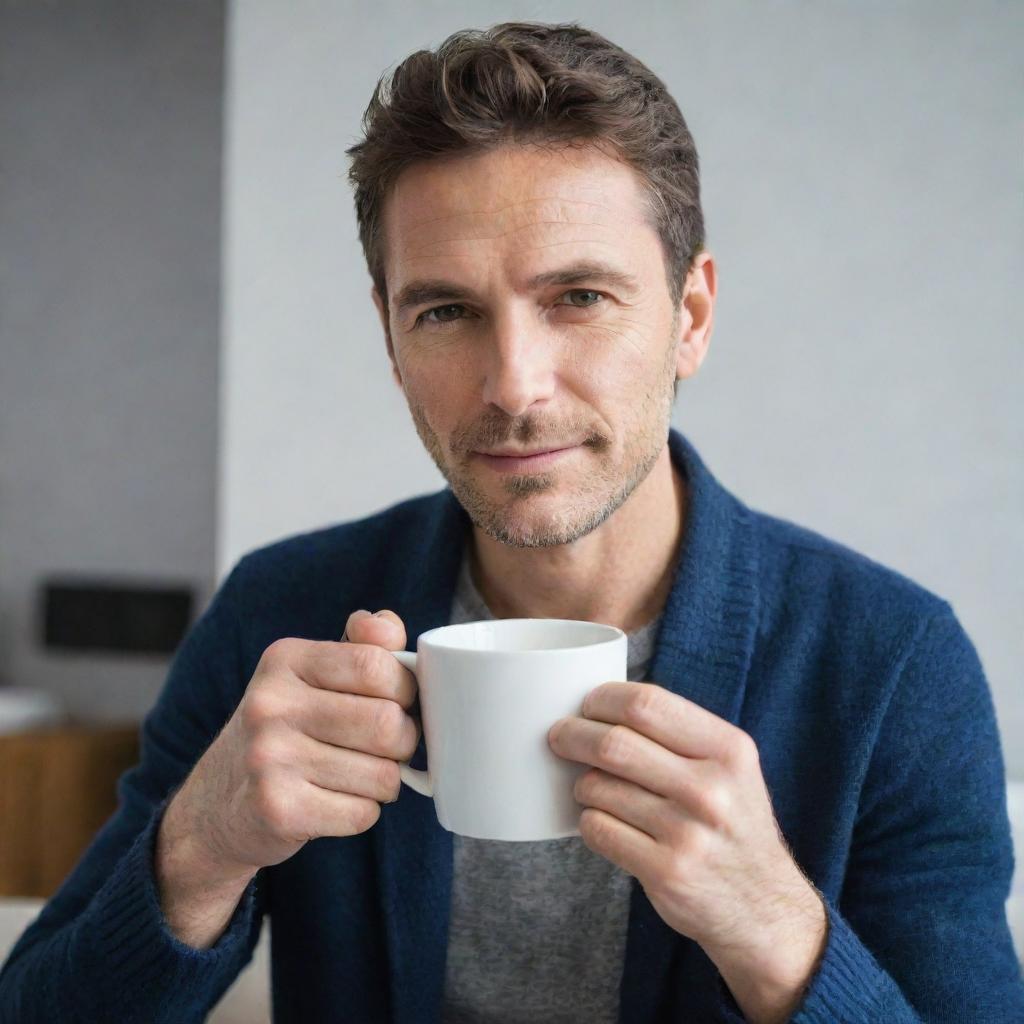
top-left (742, 505), bottom-right (970, 722)
top-left (227, 487), bottom-right (453, 594)
top-left (747, 502), bottom-right (950, 626)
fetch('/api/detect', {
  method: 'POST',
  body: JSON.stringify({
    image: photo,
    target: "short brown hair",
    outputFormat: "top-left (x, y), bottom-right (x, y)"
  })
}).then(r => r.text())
top-left (345, 21), bottom-right (705, 313)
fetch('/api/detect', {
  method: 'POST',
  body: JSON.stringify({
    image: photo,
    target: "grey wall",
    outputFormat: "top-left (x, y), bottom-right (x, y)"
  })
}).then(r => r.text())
top-left (0, 1), bottom-right (224, 720)
top-left (222, 1), bottom-right (1023, 774)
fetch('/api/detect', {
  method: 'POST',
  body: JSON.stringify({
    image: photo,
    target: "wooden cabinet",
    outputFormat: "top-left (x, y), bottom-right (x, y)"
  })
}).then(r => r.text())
top-left (0, 722), bottom-right (140, 898)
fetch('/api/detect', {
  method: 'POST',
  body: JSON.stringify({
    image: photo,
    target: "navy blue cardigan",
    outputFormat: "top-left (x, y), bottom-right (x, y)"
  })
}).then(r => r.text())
top-left (2, 427), bottom-right (1022, 1022)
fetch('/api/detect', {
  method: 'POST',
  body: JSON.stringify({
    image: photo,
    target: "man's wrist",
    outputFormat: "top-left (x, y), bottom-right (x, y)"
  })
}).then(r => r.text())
top-left (154, 791), bottom-right (256, 949)
top-left (708, 887), bottom-right (828, 1024)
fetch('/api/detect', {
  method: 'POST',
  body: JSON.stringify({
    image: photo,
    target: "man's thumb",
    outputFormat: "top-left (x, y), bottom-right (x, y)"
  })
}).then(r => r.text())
top-left (342, 608), bottom-right (407, 650)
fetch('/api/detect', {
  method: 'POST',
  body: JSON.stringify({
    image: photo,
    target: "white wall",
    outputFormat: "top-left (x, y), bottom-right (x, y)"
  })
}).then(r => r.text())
top-left (0, 0), bottom-right (224, 720)
top-left (221, 1), bottom-right (1023, 776)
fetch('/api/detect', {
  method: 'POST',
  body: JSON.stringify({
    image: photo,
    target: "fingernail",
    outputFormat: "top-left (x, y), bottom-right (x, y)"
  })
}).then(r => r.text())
top-left (372, 610), bottom-right (389, 618)
top-left (352, 609), bottom-right (371, 620)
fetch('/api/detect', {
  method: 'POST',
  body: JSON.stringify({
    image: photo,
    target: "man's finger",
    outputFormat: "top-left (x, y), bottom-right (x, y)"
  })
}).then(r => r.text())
top-left (581, 682), bottom-right (738, 761)
top-left (342, 608), bottom-right (407, 652)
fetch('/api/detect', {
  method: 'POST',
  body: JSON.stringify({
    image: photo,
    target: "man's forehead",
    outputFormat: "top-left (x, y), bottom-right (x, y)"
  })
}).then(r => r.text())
top-left (381, 145), bottom-right (652, 285)
top-left (383, 144), bottom-right (648, 243)
top-left (393, 194), bottom-right (614, 244)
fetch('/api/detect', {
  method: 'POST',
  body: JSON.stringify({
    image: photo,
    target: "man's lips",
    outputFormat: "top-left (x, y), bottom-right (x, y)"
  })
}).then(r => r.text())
top-left (480, 445), bottom-right (569, 457)
top-left (472, 445), bottom-right (581, 472)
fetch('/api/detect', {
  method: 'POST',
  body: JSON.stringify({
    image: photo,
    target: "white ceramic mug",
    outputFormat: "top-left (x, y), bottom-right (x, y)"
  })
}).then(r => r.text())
top-left (388, 618), bottom-right (627, 841)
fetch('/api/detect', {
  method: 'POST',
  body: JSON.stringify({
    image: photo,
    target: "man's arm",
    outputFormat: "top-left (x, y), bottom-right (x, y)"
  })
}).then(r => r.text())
top-left (0, 559), bottom-right (265, 1024)
top-left (713, 601), bottom-right (1024, 1022)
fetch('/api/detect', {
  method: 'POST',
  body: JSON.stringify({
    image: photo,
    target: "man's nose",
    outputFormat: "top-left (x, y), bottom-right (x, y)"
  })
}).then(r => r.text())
top-left (479, 312), bottom-right (557, 418)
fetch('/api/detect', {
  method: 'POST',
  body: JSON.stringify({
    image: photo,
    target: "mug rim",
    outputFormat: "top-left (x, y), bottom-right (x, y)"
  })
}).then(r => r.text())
top-left (417, 617), bottom-right (626, 654)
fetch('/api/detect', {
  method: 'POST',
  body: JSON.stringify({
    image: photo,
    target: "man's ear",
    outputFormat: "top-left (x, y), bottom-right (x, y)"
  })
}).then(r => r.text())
top-left (371, 285), bottom-right (403, 390)
top-left (675, 251), bottom-right (717, 383)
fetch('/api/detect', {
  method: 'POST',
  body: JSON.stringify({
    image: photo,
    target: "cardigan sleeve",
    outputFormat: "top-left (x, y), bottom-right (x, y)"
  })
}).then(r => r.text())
top-left (717, 601), bottom-right (1024, 1022)
top-left (0, 557), bottom-right (266, 1024)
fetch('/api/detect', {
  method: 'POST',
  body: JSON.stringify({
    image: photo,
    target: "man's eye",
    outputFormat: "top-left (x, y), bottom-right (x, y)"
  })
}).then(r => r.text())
top-left (419, 304), bottom-right (466, 325)
top-left (556, 289), bottom-right (604, 307)
top-left (414, 289), bottom-right (604, 329)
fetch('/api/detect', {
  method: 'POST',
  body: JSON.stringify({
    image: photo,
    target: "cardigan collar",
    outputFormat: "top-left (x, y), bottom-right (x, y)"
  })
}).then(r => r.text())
top-left (374, 425), bottom-right (761, 1023)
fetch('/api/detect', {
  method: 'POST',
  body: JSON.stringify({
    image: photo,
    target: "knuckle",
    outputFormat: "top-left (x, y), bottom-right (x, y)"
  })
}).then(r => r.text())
top-left (263, 636), bottom-right (297, 670)
top-left (574, 768), bottom-right (600, 803)
top-left (580, 807), bottom-right (611, 845)
top-left (397, 720), bottom-right (417, 761)
top-left (694, 782), bottom-right (732, 826)
top-left (376, 759), bottom-right (402, 802)
top-left (597, 724), bottom-right (633, 769)
top-left (241, 687), bottom-right (286, 733)
top-left (372, 699), bottom-right (405, 748)
top-left (623, 684), bottom-right (662, 729)
top-left (252, 775), bottom-right (295, 836)
top-left (350, 798), bottom-right (382, 834)
top-left (349, 642), bottom-right (387, 688)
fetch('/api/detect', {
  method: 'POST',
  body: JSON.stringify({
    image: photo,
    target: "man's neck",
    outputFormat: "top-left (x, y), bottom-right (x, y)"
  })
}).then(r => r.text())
top-left (466, 445), bottom-right (687, 634)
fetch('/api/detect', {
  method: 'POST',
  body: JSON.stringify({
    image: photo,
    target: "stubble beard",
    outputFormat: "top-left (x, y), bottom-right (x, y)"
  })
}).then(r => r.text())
top-left (404, 335), bottom-right (679, 550)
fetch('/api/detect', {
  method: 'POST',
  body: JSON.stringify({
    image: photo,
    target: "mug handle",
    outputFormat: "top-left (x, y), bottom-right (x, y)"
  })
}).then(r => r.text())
top-left (388, 649), bottom-right (434, 798)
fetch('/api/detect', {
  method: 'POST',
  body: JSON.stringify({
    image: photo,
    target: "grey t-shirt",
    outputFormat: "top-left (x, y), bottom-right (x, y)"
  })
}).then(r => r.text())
top-left (441, 549), bottom-right (662, 1024)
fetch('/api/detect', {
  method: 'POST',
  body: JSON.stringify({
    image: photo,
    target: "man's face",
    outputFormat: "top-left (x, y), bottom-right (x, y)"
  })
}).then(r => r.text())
top-left (373, 141), bottom-right (709, 549)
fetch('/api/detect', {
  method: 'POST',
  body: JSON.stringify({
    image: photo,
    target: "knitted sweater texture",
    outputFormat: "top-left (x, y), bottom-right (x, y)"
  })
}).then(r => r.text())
top-left (2, 427), bottom-right (1022, 1022)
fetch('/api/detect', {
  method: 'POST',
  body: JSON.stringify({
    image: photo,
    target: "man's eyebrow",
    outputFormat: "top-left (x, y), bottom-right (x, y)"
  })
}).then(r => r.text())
top-left (391, 260), bottom-right (640, 318)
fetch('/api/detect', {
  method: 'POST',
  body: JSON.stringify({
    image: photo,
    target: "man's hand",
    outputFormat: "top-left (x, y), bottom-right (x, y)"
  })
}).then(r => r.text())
top-left (548, 682), bottom-right (828, 1024)
top-left (155, 608), bottom-right (419, 948)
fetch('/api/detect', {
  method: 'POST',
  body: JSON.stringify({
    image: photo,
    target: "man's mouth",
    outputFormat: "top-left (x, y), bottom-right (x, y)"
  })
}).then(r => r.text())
top-left (473, 445), bottom-right (580, 473)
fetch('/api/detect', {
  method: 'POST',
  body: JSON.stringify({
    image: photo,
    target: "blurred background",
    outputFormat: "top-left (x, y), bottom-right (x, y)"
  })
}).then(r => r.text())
top-left (1, 1), bottom-right (1021, 1019)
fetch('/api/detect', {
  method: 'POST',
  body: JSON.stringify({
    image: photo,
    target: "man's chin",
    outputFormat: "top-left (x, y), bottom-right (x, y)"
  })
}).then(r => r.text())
top-left (465, 497), bottom-right (602, 550)
top-left (478, 521), bottom-right (579, 550)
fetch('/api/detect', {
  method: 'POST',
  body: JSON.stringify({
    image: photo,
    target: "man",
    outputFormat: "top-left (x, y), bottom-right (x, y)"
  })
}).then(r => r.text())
top-left (2, 20), bottom-right (1022, 1024)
